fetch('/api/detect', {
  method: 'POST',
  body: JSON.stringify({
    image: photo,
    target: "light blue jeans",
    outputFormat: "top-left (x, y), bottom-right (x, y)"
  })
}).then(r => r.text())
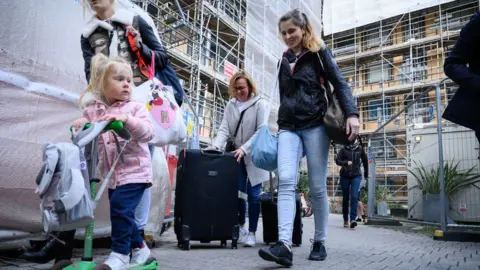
top-left (134, 144), bottom-right (155, 230)
top-left (135, 187), bottom-right (151, 230)
top-left (277, 125), bottom-right (330, 245)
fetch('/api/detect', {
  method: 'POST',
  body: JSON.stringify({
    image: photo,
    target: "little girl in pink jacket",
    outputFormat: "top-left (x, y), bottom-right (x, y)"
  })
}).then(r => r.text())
top-left (73, 54), bottom-right (154, 269)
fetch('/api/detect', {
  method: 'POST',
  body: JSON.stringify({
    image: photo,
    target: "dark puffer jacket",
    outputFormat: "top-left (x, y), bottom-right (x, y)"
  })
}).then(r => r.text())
top-left (277, 47), bottom-right (359, 130)
top-left (335, 144), bottom-right (368, 179)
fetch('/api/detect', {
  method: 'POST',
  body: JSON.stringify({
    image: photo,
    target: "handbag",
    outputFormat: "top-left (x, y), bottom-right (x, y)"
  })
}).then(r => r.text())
top-left (316, 53), bottom-right (351, 145)
top-left (225, 100), bottom-right (259, 152)
top-left (251, 63), bottom-right (281, 172)
top-left (128, 34), bottom-right (187, 147)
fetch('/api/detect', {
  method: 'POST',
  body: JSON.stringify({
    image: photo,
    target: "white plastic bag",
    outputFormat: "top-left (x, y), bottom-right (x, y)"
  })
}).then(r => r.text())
top-left (130, 51), bottom-right (186, 146)
top-left (132, 78), bottom-right (186, 146)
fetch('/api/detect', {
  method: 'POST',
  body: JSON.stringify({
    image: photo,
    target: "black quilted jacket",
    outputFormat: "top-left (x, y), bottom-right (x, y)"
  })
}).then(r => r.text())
top-left (277, 47), bottom-right (359, 130)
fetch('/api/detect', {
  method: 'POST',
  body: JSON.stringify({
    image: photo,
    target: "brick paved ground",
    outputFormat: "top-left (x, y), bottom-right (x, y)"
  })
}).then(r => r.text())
top-left (2, 214), bottom-right (479, 269)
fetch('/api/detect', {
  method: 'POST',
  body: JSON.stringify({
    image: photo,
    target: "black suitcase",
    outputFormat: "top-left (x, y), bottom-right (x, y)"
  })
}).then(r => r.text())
top-left (174, 149), bottom-right (240, 250)
top-left (260, 192), bottom-right (303, 246)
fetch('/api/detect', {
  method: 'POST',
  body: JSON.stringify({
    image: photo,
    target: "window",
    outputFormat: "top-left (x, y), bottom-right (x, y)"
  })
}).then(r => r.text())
top-left (365, 28), bottom-right (381, 48)
top-left (370, 136), bottom-right (396, 159)
top-left (404, 94), bottom-right (431, 124)
top-left (403, 15), bottom-right (425, 42)
top-left (367, 65), bottom-right (382, 84)
top-left (332, 31), bottom-right (356, 56)
top-left (367, 98), bottom-right (393, 121)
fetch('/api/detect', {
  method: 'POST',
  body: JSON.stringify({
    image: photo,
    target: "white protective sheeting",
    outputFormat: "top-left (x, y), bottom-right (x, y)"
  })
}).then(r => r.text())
top-left (323, 0), bottom-right (456, 35)
top-left (0, 0), bottom-right (170, 243)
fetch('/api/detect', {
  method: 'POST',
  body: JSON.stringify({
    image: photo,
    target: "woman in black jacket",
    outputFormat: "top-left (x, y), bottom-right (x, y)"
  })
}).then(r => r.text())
top-left (335, 139), bottom-right (368, 229)
top-left (258, 9), bottom-right (360, 267)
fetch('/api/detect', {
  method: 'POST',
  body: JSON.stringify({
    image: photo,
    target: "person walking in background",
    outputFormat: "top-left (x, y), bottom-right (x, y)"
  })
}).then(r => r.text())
top-left (258, 9), bottom-right (360, 267)
top-left (356, 186), bottom-right (366, 223)
top-left (211, 71), bottom-right (269, 247)
top-left (335, 139), bottom-right (368, 229)
top-left (443, 11), bottom-right (480, 143)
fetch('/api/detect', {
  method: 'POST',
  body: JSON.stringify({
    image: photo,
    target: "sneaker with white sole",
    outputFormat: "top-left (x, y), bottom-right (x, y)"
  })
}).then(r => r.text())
top-left (130, 242), bottom-right (151, 267)
top-left (103, 252), bottom-right (130, 270)
top-left (238, 227), bottom-right (248, 244)
top-left (244, 233), bottom-right (256, 247)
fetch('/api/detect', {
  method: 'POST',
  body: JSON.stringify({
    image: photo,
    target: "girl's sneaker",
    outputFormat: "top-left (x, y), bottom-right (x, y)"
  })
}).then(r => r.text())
top-left (238, 227), bottom-right (248, 244)
top-left (103, 252), bottom-right (130, 270)
top-left (244, 232), bottom-right (256, 247)
top-left (130, 242), bottom-right (151, 267)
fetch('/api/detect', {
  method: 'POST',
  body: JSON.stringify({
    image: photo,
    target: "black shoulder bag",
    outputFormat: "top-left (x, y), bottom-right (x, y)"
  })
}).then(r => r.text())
top-left (225, 100), bottom-right (259, 152)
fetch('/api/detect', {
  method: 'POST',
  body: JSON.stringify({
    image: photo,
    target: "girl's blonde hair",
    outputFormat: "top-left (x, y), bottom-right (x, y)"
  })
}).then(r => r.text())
top-left (278, 9), bottom-right (325, 52)
top-left (228, 71), bottom-right (258, 98)
top-left (79, 54), bottom-right (132, 104)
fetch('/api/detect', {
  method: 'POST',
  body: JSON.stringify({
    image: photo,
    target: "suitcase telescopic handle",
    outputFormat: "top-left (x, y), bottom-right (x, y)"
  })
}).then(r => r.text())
top-left (201, 148), bottom-right (225, 157)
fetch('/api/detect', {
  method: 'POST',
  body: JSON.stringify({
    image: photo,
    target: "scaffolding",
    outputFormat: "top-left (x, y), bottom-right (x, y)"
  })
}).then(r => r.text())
top-left (133, 0), bottom-right (322, 147)
top-left (323, 0), bottom-right (480, 203)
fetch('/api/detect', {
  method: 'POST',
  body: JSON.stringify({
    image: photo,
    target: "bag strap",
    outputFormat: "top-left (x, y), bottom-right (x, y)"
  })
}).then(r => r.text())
top-left (127, 32), bottom-right (155, 80)
top-left (264, 62), bottom-right (282, 124)
top-left (232, 99), bottom-right (259, 138)
top-left (94, 134), bottom-right (130, 204)
top-left (316, 52), bottom-right (335, 96)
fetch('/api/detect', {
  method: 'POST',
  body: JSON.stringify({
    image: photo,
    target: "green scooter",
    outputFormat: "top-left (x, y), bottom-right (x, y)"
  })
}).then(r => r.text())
top-left (52, 121), bottom-right (159, 270)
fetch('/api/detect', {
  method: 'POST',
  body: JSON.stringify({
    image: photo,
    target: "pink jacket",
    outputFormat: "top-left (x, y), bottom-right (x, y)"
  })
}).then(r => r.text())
top-left (82, 99), bottom-right (155, 189)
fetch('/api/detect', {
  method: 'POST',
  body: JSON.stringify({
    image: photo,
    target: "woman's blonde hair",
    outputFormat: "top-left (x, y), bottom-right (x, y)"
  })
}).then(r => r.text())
top-left (79, 54), bottom-right (132, 104)
top-left (228, 71), bottom-right (258, 98)
top-left (278, 9), bottom-right (325, 52)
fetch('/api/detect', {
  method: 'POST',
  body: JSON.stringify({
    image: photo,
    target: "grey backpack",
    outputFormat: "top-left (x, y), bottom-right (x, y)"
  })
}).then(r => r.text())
top-left (36, 122), bottom-right (128, 232)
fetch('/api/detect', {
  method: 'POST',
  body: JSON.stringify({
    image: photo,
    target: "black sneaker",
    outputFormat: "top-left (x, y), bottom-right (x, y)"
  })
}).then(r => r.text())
top-left (350, 221), bottom-right (358, 229)
top-left (308, 240), bottom-right (327, 261)
top-left (355, 217), bottom-right (362, 222)
top-left (258, 241), bottom-right (293, 267)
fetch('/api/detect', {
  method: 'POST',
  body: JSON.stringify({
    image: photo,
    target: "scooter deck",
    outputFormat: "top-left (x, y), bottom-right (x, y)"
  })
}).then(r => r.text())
top-left (61, 260), bottom-right (159, 270)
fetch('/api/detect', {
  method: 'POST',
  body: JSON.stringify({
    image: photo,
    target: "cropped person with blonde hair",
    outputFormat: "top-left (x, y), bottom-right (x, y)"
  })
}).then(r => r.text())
top-left (210, 71), bottom-right (269, 247)
top-left (258, 9), bottom-right (360, 267)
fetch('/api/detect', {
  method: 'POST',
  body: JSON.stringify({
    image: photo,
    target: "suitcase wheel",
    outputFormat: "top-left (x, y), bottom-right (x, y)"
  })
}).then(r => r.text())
top-left (231, 239), bottom-right (238, 249)
top-left (221, 240), bottom-right (227, 247)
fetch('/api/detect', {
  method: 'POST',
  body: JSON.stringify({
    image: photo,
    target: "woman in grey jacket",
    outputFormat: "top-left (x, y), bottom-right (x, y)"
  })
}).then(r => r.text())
top-left (212, 71), bottom-right (269, 247)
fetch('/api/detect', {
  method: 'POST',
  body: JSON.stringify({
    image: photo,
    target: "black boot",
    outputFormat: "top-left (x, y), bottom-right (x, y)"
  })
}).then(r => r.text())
top-left (54, 230), bottom-right (75, 263)
top-left (20, 230), bottom-right (75, 264)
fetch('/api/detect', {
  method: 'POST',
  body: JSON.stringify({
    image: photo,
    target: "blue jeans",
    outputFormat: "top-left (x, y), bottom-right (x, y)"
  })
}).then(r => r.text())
top-left (134, 145), bottom-right (155, 230)
top-left (277, 125), bottom-right (330, 245)
top-left (340, 175), bottom-right (362, 222)
top-left (109, 183), bottom-right (147, 255)
top-left (238, 159), bottom-right (261, 233)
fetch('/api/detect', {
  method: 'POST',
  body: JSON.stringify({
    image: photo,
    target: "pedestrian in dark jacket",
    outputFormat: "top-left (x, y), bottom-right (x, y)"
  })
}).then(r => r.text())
top-left (335, 139), bottom-right (368, 229)
top-left (258, 9), bottom-right (360, 267)
top-left (443, 12), bottom-right (480, 143)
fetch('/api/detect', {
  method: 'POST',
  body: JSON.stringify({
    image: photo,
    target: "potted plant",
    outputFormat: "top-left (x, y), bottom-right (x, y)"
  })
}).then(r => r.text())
top-left (409, 161), bottom-right (480, 223)
top-left (375, 185), bottom-right (391, 216)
